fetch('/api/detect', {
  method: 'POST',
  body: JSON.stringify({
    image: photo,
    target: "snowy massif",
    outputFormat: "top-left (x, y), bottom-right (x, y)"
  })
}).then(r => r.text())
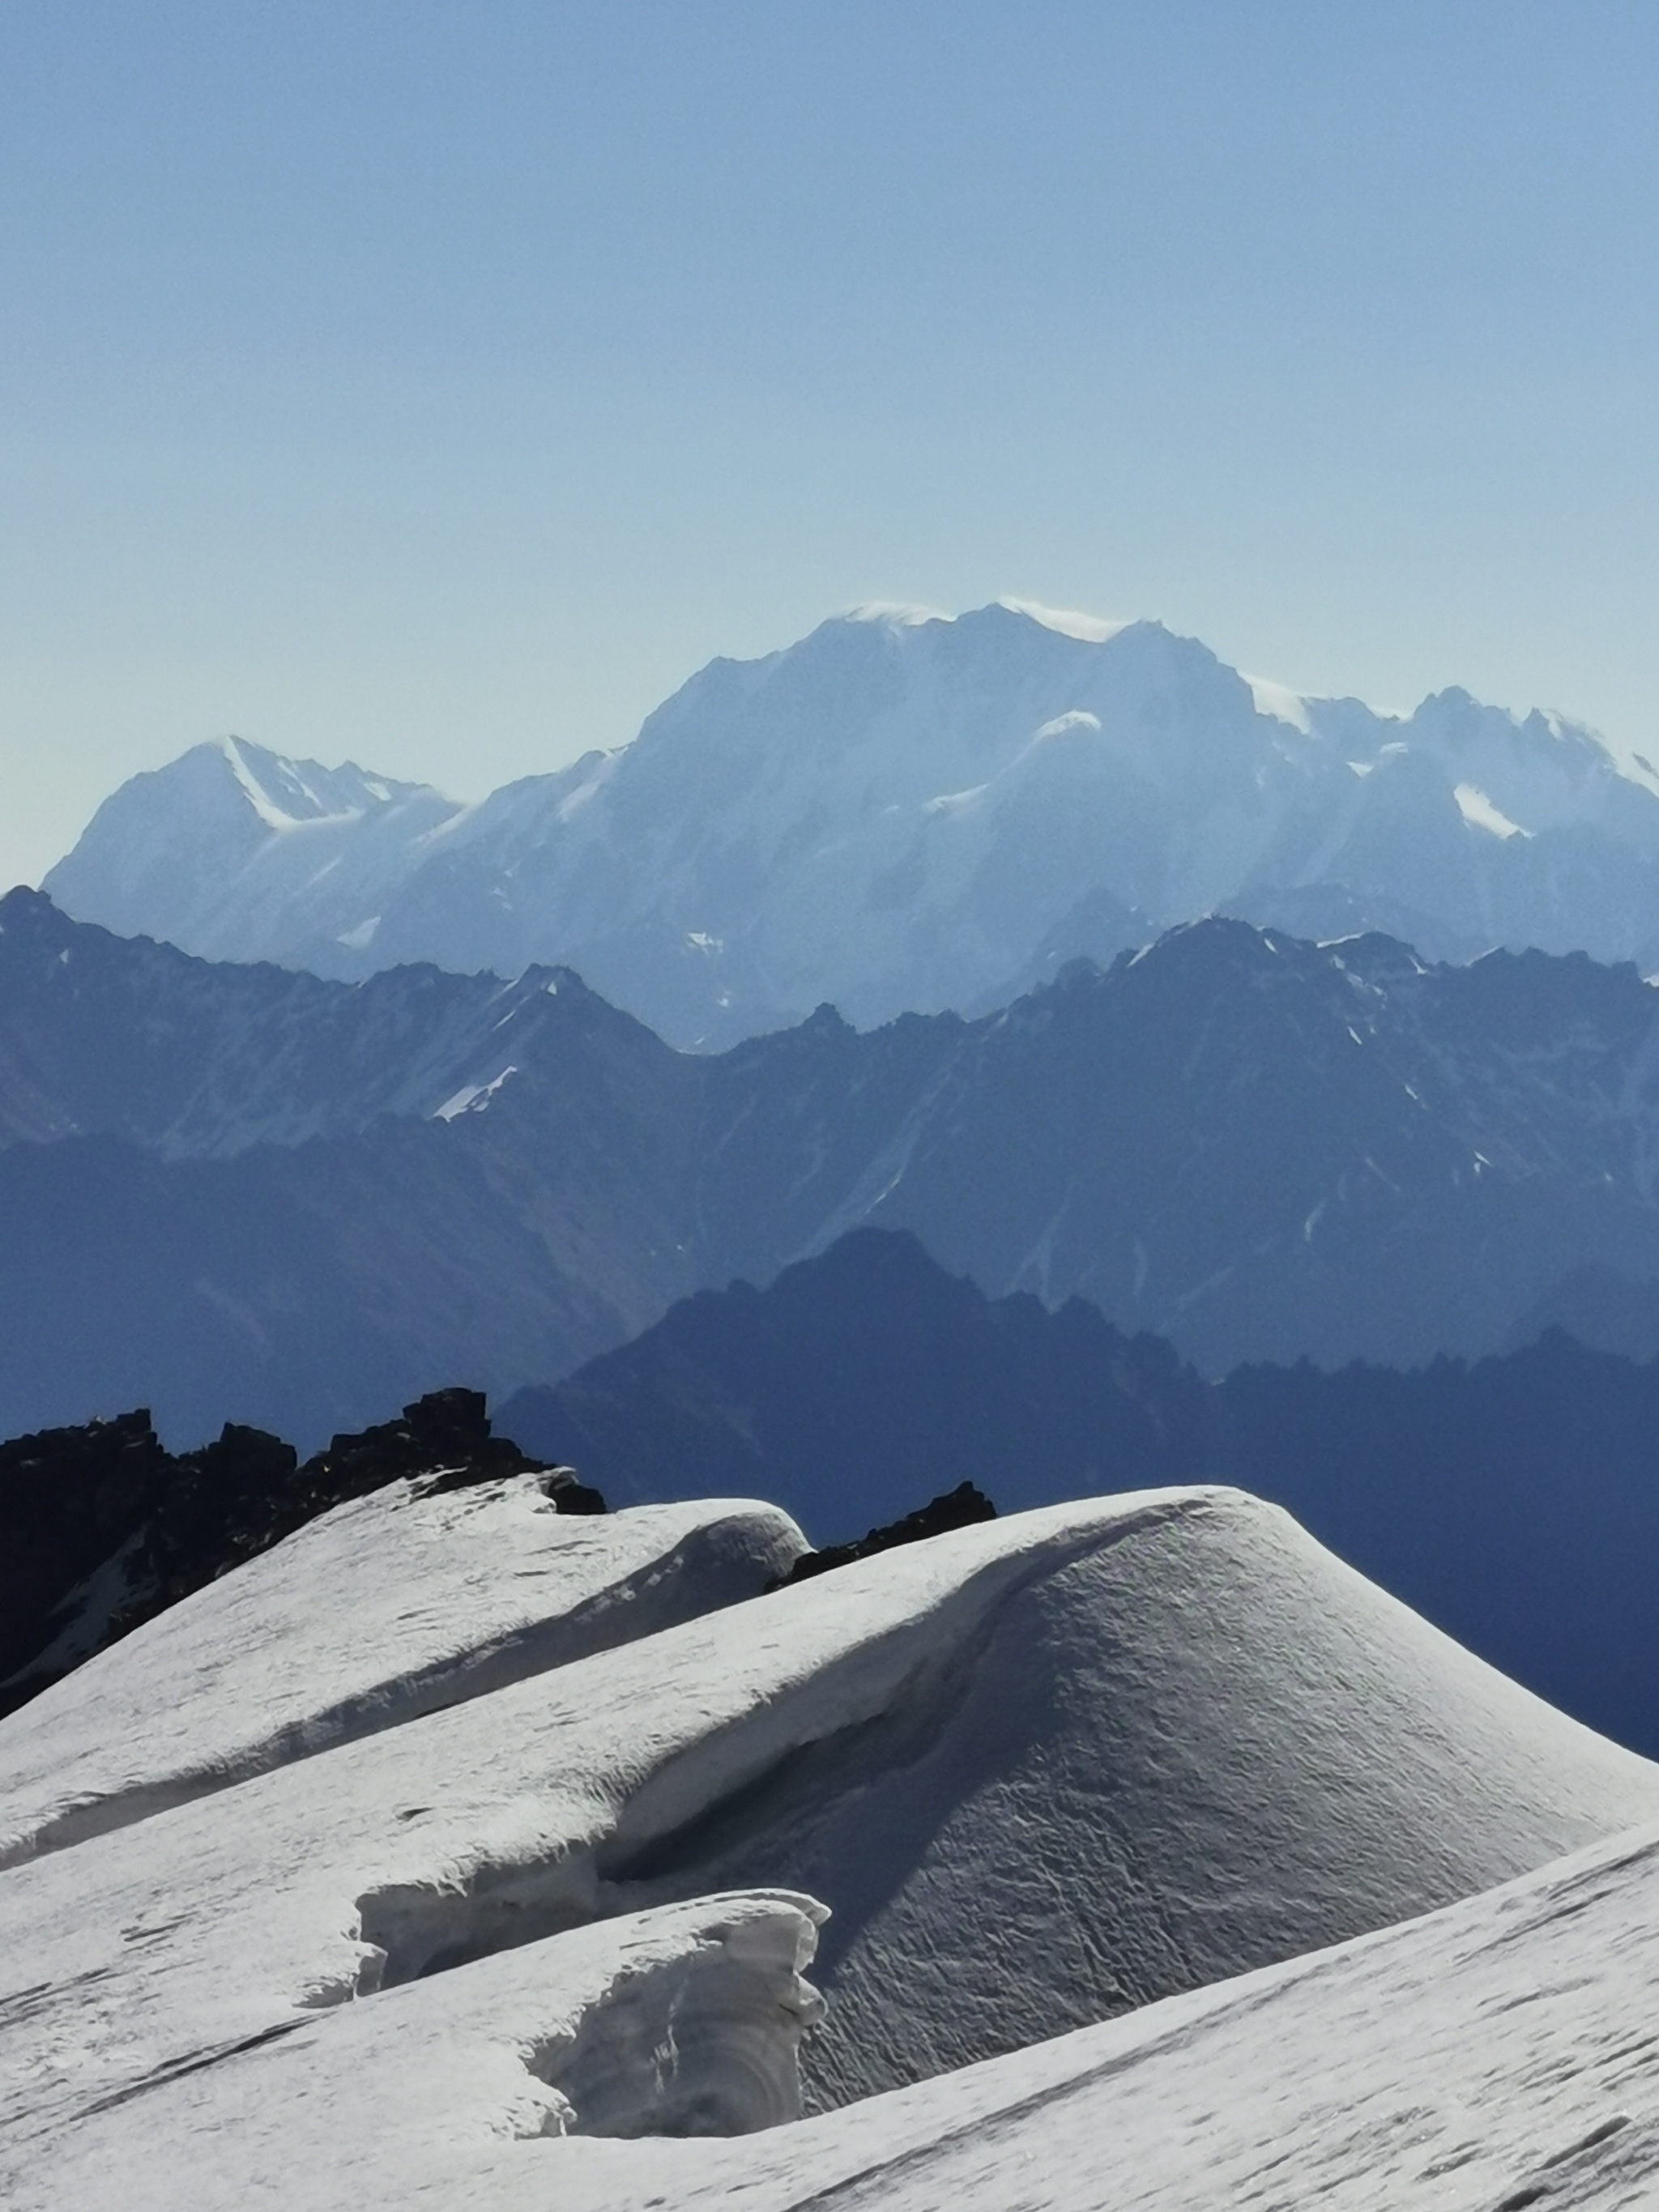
top-left (6, 1477), bottom-right (1659, 2208)
top-left (44, 601), bottom-right (1659, 1046)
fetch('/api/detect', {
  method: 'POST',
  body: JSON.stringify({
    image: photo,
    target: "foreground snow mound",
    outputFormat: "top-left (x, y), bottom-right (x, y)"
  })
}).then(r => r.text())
top-left (19, 1825), bottom-right (1659, 2210)
top-left (642, 1484), bottom-right (1659, 2106)
top-left (608, 1819), bottom-right (1659, 2212)
top-left (4, 1484), bottom-right (1657, 2190)
top-left (2, 1893), bottom-right (829, 2212)
top-left (0, 1482), bottom-right (806, 1865)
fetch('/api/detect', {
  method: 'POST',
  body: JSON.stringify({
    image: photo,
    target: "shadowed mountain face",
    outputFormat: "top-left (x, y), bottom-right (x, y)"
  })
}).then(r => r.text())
top-left (501, 1229), bottom-right (1659, 1758)
top-left (42, 604), bottom-right (1659, 1047)
top-left (6, 887), bottom-right (1659, 1442)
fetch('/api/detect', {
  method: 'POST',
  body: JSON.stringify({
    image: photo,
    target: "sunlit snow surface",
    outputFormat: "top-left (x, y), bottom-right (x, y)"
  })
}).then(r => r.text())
top-left (6, 1484), bottom-right (1659, 2208)
top-left (0, 1481), bottom-right (806, 1865)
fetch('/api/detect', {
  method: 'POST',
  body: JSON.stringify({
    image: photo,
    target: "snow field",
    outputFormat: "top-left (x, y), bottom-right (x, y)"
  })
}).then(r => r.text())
top-left (0, 1481), bottom-right (808, 1866)
top-left (6, 1480), bottom-right (1659, 2210)
top-left (21, 1818), bottom-right (1659, 2210)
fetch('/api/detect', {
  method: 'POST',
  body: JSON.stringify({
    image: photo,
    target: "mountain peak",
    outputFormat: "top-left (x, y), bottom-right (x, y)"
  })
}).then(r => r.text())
top-left (44, 604), bottom-right (1659, 1042)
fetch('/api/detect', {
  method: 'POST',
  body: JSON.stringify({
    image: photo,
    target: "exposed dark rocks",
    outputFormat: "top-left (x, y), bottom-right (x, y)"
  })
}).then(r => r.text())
top-left (0, 1388), bottom-right (602, 1716)
top-left (779, 1481), bottom-right (997, 1587)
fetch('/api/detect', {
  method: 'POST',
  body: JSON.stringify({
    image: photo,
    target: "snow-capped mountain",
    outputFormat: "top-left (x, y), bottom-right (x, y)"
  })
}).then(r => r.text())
top-left (6, 1474), bottom-right (1659, 2206)
top-left (43, 603), bottom-right (1659, 1045)
top-left (43, 735), bottom-right (464, 978)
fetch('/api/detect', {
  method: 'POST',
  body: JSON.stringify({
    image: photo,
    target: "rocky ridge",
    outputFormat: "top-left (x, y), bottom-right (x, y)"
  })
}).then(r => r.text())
top-left (0, 1388), bottom-right (600, 1715)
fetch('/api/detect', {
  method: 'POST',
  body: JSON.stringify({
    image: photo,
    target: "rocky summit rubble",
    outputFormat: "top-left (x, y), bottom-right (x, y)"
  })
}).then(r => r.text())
top-left (0, 1387), bottom-right (601, 1714)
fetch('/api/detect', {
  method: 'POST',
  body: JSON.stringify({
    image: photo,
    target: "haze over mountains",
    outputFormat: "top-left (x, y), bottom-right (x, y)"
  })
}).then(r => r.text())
top-left (11, 886), bottom-right (1659, 1443)
top-left (43, 601), bottom-right (1659, 1046)
top-left (17, 601), bottom-right (1659, 2209)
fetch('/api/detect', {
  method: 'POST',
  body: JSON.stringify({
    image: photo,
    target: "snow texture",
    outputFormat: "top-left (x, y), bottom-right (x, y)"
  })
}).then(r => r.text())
top-left (21, 1823), bottom-right (1659, 2210)
top-left (5, 1485), bottom-right (1659, 2209)
top-left (0, 1482), bottom-right (806, 1865)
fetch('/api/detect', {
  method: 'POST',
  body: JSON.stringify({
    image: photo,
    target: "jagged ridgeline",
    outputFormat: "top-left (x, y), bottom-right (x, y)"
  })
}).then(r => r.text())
top-left (9, 887), bottom-right (1659, 1451)
top-left (0, 1389), bottom-right (603, 1716)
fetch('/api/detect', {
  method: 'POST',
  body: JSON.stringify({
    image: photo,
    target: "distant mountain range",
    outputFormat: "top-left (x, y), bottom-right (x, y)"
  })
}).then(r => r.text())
top-left (42, 602), bottom-right (1659, 1046)
top-left (6, 887), bottom-right (1659, 1444)
top-left (504, 1227), bottom-right (1659, 1756)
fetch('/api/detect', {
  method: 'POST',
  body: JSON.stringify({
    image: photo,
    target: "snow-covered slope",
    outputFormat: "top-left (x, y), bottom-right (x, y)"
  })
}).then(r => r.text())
top-left (0, 1481), bottom-right (806, 1865)
top-left (22, 1819), bottom-right (1659, 2212)
top-left (41, 735), bottom-right (464, 973)
top-left (45, 605), bottom-right (1659, 1044)
top-left (4, 1485), bottom-right (1658, 2207)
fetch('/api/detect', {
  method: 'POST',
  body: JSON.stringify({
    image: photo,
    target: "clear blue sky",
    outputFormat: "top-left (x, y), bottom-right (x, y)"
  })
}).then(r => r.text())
top-left (2, 1), bottom-right (1656, 887)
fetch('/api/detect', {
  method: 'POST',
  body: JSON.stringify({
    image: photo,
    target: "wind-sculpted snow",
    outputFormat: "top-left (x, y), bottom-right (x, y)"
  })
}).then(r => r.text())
top-left (4, 1486), bottom-right (1658, 2205)
top-left (4, 1893), bottom-right (829, 2210)
top-left (20, 1824), bottom-right (1659, 2210)
top-left (0, 1484), bottom-right (806, 1866)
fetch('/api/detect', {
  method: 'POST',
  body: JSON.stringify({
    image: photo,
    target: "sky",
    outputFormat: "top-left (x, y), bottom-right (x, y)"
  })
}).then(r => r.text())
top-left (2, 0), bottom-right (1657, 890)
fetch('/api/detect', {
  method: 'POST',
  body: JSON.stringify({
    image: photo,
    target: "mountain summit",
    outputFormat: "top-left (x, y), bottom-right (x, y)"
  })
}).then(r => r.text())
top-left (45, 603), bottom-right (1659, 1044)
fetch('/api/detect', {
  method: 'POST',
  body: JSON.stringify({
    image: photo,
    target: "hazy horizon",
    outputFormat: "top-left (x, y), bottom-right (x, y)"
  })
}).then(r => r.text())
top-left (4, 2), bottom-right (1657, 890)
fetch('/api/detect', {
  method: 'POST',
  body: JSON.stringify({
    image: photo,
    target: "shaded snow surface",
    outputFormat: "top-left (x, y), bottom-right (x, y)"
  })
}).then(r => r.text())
top-left (5, 1485), bottom-right (1659, 2207)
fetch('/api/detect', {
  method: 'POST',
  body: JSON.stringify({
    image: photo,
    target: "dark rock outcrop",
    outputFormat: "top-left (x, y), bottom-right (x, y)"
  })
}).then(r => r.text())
top-left (779, 1481), bottom-right (997, 1586)
top-left (0, 1387), bottom-right (601, 1716)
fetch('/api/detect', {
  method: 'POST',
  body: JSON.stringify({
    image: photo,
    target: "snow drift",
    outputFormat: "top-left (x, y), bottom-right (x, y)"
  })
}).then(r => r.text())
top-left (20, 1818), bottom-right (1659, 2210)
top-left (0, 1481), bottom-right (806, 1866)
top-left (5, 1481), bottom-right (1659, 2209)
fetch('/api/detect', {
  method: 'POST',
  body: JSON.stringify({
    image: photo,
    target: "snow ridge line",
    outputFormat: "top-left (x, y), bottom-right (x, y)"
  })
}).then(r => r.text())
top-left (0, 1504), bottom-right (799, 1872)
top-left (339, 1493), bottom-right (1227, 1999)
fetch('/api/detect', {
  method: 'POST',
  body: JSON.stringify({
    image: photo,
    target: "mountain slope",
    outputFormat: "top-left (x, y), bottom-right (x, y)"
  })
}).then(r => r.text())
top-left (45, 604), bottom-right (1659, 1045)
top-left (11, 894), bottom-right (1659, 1440)
top-left (0, 881), bottom-right (669, 1158)
top-left (0, 1484), bottom-right (803, 1864)
top-left (6, 1488), bottom-right (1659, 2169)
top-left (41, 735), bottom-right (464, 973)
top-left (6, 1482), bottom-right (1659, 2206)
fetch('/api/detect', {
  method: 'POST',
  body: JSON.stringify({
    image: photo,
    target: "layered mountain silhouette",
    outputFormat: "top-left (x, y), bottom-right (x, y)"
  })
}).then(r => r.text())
top-left (7, 886), bottom-right (1659, 1443)
top-left (44, 603), bottom-right (1659, 1046)
top-left (505, 1228), bottom-right (1659, 1756)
